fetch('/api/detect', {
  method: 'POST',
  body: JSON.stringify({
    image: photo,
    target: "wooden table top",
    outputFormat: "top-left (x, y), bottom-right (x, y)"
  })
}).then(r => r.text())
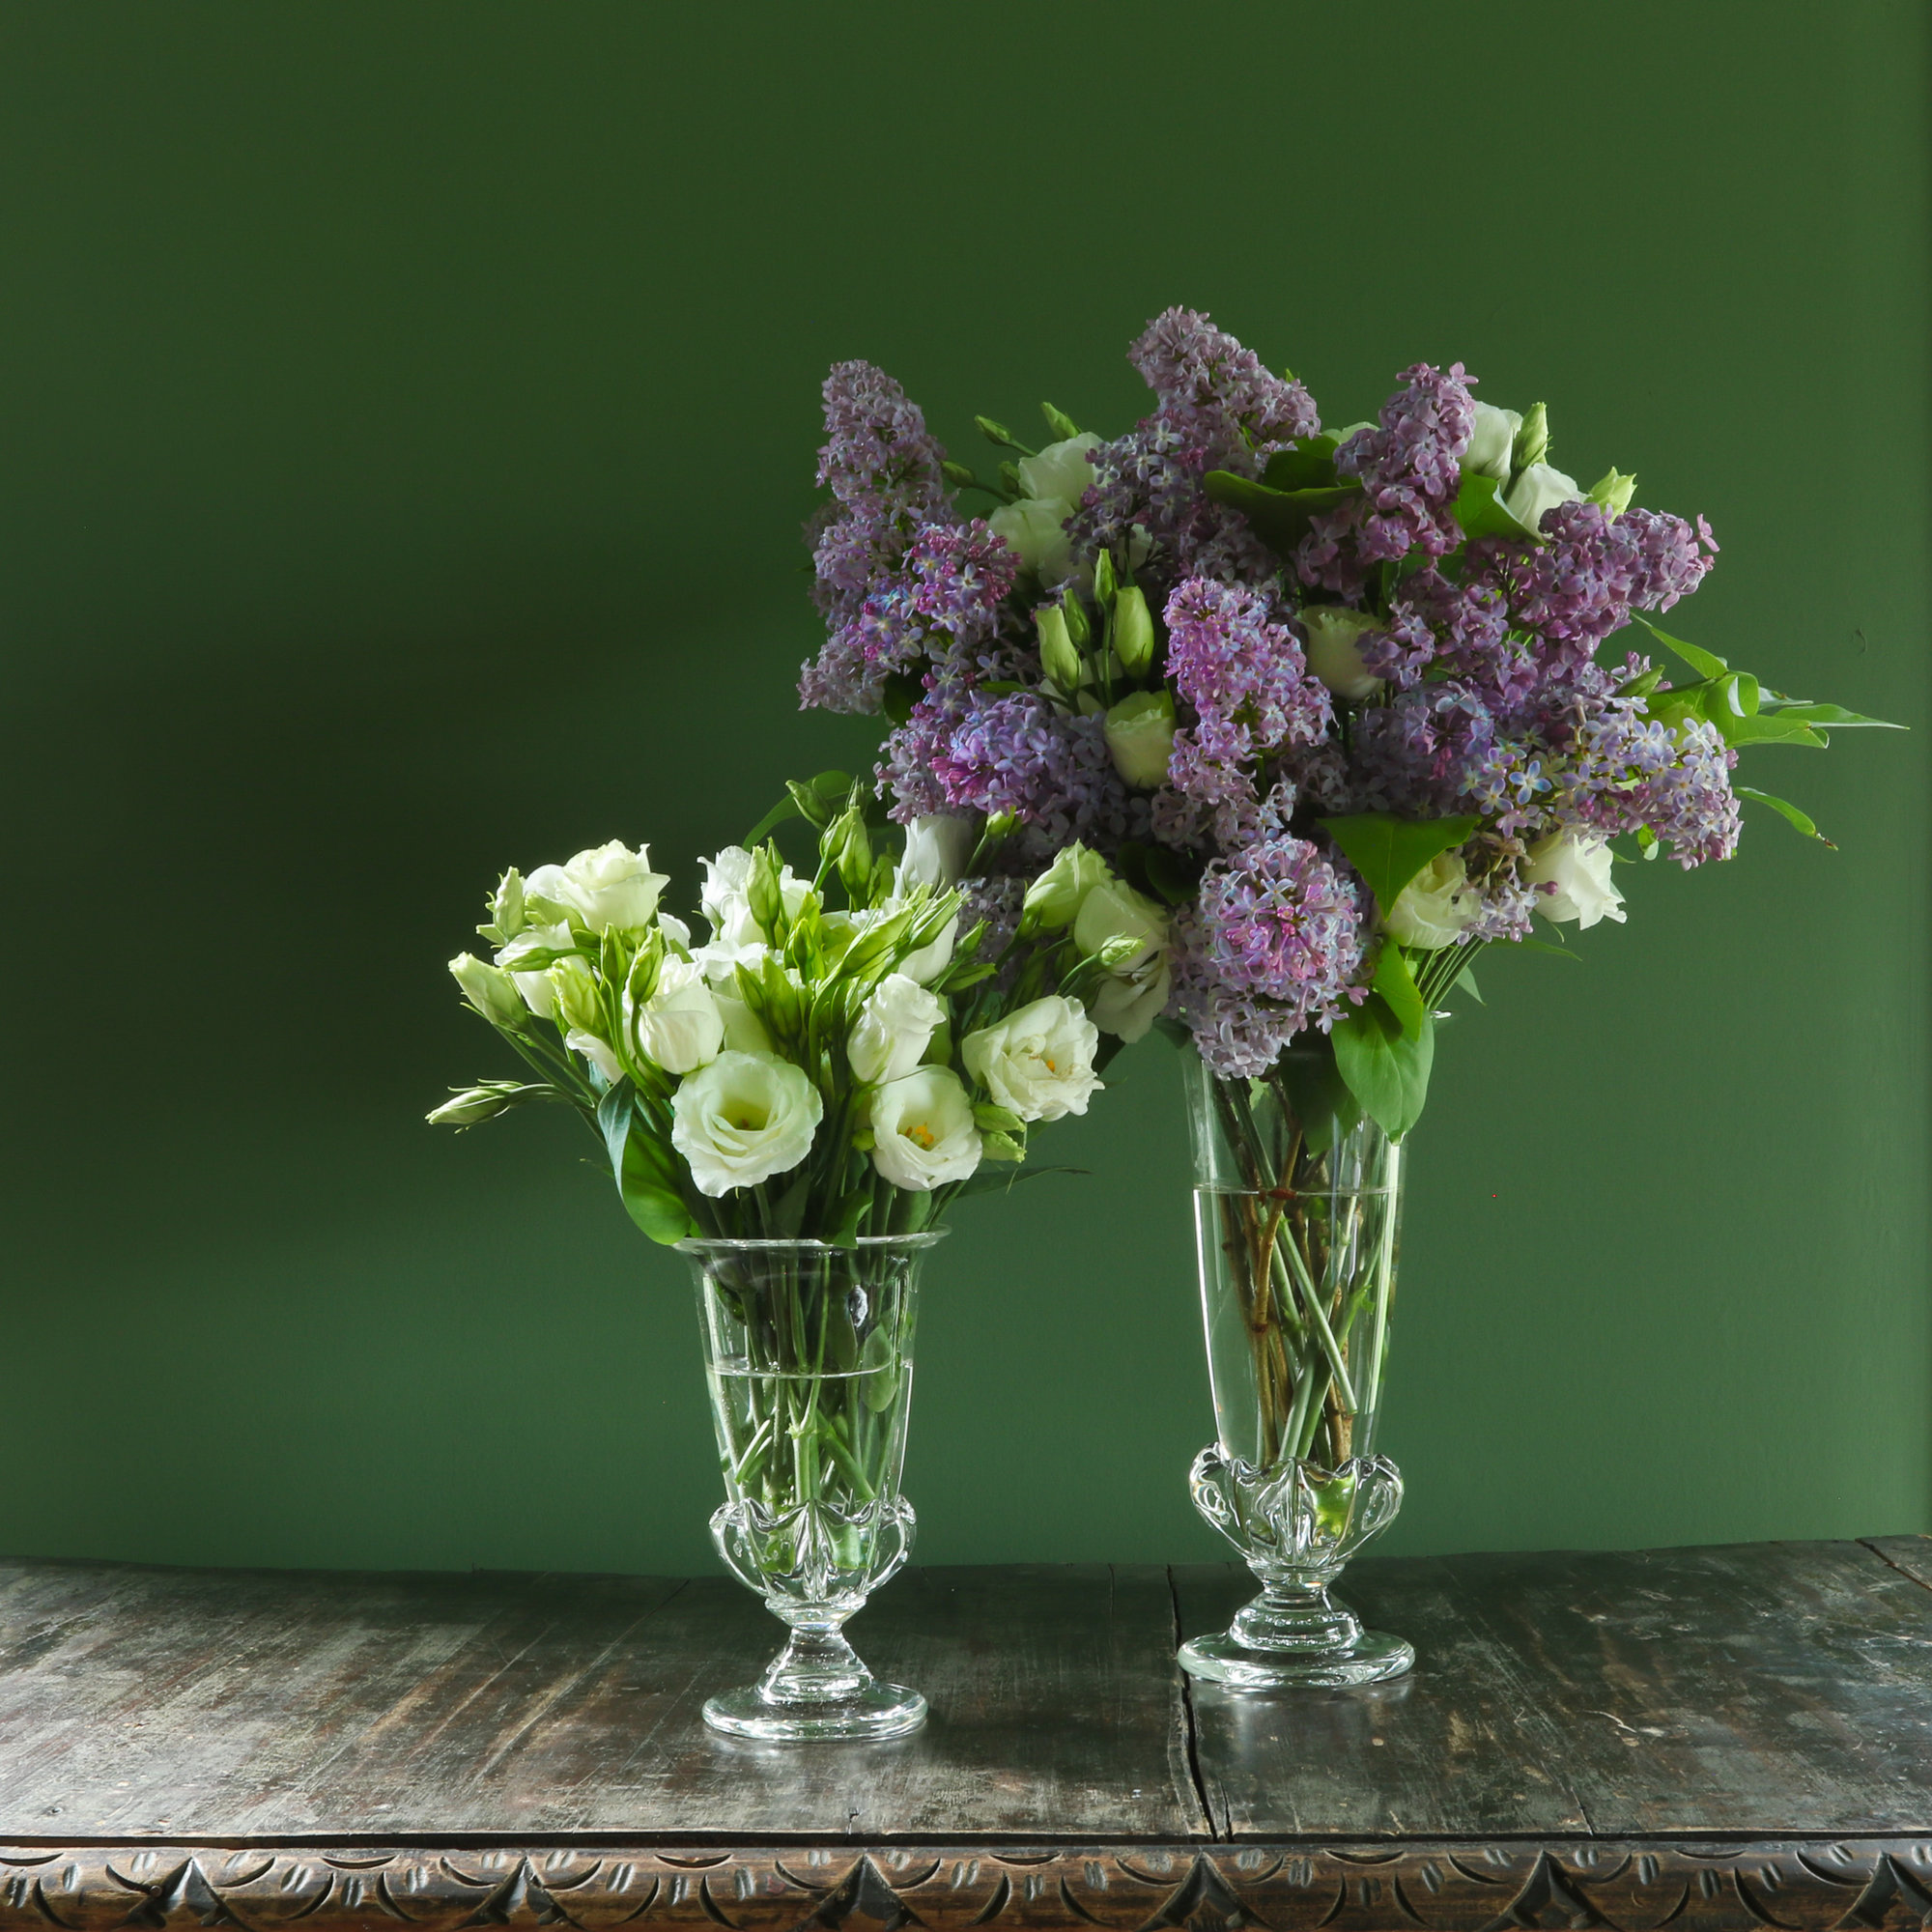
top-left (1, 1538), bottom-right (1928, 1931)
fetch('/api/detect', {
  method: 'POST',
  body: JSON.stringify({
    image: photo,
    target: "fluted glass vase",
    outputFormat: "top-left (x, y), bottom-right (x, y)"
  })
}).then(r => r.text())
top-left (1178, 1048), bottom-right (1414, 1689)
top-left (682, 1234), bottom-right (939, 1740)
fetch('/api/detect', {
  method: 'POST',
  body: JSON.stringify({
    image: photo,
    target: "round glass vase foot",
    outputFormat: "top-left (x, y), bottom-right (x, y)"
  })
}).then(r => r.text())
top-left (702, 1628), bottom-right (926, 1741)
top-left (1179, 1587), bottom-right (1414, 1690)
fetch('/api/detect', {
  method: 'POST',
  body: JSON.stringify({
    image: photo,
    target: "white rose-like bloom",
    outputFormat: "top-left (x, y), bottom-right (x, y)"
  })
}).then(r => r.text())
top-left (988, 496), bottom-right (1077, 586)
top-left (1503, 462), bottom-right (1587, 535)
top-left (1073, 879), bottom-right (1172, 1042)
top-left (962, 995), bottom-right (1102, 1123)
top-left (566, 1029), bottom-right (625, 1084)
top-left (1385, 852), bottom-right (1481, 949)
top-left (670, 1050), bottom-right (823, 1197)
top-left (868, 1067), bottom-right (982, 1192)
top-left (699, 844), bottom-right (810, 959)
top-left (1015, 433), bottom-right (1101, 504)
top-left (525, 840), bottom-right (668, 935)
top-left (1301, 606), bottom-right (1383, 701)
top-left (1522, 833), bottom-right (1627, 929)
top-left (848, 973), bottom-right (945, 1086)
top-left (1104, 691), bottom-right (1178, 789)
top-left (898, 909), bottom-right (958, 987)
top-left (712, 986), bottom-right (773, 1056)
top-left (628, 956), bottom-right (724, 1076)
top-left (1022, 841), bottom-right (1113, 931)
top-left (897, 813), bottom-right (978, 891)
top-left (1462, 402), bottom-right (1523, 481)
top-left (494, 919), bottom-right (577, 1017)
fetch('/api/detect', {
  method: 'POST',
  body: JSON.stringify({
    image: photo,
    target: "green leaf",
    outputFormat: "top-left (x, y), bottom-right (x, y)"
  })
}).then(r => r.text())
top-left (1146, 842), bottom-right (1205, 907)
top-left (880, 671), bottom-right (923, 726)
top-left (1372, 942), bottom-right (1427, 1040)
top-left (1736, 784), bottom-right (1836, 847)
top-left (951, 1163), bottom-right (1090, 1200)
top-left (1260, 434), bottom-right (1342, 492)
top-left (1202, 469), bottom-right (1356, 556)
top-left (1447, 471), bottom-right (1539, 543)
top-left (1636, 618), bottom-right (1729, 681)
top-left (1721, 714), bottom-right (1828, 749)
top-left (1453, 965), bottom-right (1484, 1005)
top-left (1757, 700), bottom-right (1904, 729)
top-left (1276, 1040), bottom-right (1361, 1159)
top-left (597, 1084), bottom-right (696, 1245)
top-left (1514, 935), bottom-right (1584, 961)
top-left (1331, 1001), bottom-right (1435, 1141)
top-left (1318, 810), bottom-right (1480, 917)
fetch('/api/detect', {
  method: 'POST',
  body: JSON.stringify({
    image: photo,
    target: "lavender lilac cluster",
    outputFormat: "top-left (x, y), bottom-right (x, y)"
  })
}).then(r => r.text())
top-left (798, 310), bottom-right (1731, 1076)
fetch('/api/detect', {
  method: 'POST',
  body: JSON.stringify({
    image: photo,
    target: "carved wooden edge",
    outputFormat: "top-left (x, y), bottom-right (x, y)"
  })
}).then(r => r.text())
top-left (3, 1839), bottom-right (1932, 1932)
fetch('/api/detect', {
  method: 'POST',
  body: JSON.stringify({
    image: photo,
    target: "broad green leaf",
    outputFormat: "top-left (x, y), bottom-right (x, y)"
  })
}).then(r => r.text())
top-left (1372, 942), bottom-right (1427, 1040)
top-left (1277, 1039), bottom-right (1361, 1159)
top-left (1318, 810), bottom-right (1480, 917)
top-left (1722, 713), bottom-right (1828, 749)
top-left (1261, 434), bottom-right (1342, 492)
top-left (598, 1083), bottom-right (696, 1245)
top-left (1332, 1001), bottom-right (1435, 1141)
top-left (1202, 469), bottom-right (1356, 556)
top-left (1737, 784), bottom-right (1836, 847)
top-left (951, 1163), bottom-right (1090, 1200)
top-left (1513, 935), bottom-right (1584, 961)
top-left (1453, 965), bottom-right (1484, 1006)
top-left (1636, 618), bottom-right (1729, 681)
top-left (1448, 471), bottom-right (1539, 543)
top-left (1758, 700), bottom-right (1904, 729)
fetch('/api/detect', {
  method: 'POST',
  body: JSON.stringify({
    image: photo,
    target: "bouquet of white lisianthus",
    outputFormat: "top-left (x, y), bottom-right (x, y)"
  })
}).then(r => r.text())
top-left (432, 779), bottom-right (1148, 1244)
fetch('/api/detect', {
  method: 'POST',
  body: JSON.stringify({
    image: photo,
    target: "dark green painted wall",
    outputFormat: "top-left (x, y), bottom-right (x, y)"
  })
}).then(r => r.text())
top-left (1, 3), bottom-right (1925, 1577)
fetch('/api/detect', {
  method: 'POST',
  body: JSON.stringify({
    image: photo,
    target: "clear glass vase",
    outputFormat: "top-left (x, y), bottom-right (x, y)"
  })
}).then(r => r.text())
top-left (681, 1233), bottom-right (939, 1740)
top-left (1177, 1048), bottom-right (1414, 1689)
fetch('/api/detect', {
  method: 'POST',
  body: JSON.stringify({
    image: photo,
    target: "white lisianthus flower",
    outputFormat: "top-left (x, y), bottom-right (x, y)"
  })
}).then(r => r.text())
top-left (1104, 691), bottom-right (1178, 789)
top-left (1503, 462), bottom-right (1587, 535)
top-left (525, 840), bottom-right (668, 935)
top-left (987, 497), bottom-right (1077, 586)
top-left (1074, 879), bottom-right (1172, 1042)
top-left (897, 813), bottom-right (978, 891)
top-left (1300, 606), bottom-right (1383, 702)
top-left (494, 919), bottom-right (577, 1017)
top-left (628, 956), bottom-right (724, 1076)
top-left (1021, 841), bottom-right (1113, 931)
top-left (712, 986), bottom-right (773, 1056)
top-left (699, 845), bottom-right (810, 960)
top-left (448, 952), bottom-right (524, 1029)
top-left (898, 909), bottom-right (958, 987)
top-left (670, 1050), bottom-right (823, 1197)
top-left (1016, 433), bottom-right (1101, 505)
top-left (1462, 402), bottom-right (1523, 481)
top-left (1522, 833), bottom-right (1627, 929)
top-left (848, 973), bottom-right (945, 1086)
top-left (566, 1029), bottom-right (625, 1084)
top-left (962, 995), bottom-right (1102, 1122)
top-left (868, 1066), bottom-right (982, 1192)
top-left (1385, 852), bottom-right (1481, 949)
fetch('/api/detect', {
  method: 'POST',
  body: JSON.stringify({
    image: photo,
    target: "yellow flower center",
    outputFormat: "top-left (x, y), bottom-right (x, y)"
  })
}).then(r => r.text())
top-left (725, 1107), bottom-right (767, 1131)
top-left (907, 1122), bottom-right (936, 1150)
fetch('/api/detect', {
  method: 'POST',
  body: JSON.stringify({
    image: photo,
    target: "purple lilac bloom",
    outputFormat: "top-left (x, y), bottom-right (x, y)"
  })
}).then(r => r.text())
top-left (1169, 834), bottom-right (1367, 1076)
top-left (1163, 577), bottom-right (1332, 830)
top-left (1127, 307), bottom-right (1320, 452)
top-left (1298, 362), bottom-right (1476, 594)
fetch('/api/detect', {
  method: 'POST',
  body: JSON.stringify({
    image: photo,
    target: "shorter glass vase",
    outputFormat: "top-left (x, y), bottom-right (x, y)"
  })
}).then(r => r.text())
top-left (1178, 1048), bottom-right (1414, 1690)
top-left (682, 1233), bottom-right (938, 1741)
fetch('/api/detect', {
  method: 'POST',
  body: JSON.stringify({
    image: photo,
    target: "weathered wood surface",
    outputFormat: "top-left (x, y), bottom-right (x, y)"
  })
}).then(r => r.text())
top-left (6, 1842), bottom-right (1932, 1932)
top-left (1177, 1538), bottom-right (1932, 1839)
top-left (0, 1560), bottom-right (1197, 1840)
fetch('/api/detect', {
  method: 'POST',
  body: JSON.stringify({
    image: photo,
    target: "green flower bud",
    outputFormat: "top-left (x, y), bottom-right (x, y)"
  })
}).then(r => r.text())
top-left (1512, 401), bottom-right (1549, 473)
top-left (1093, 547), bottom-right (1118, 607)
top-left (1060, 587), bottom-right (1092, 649)
top-left (1103, 690), bottom-right (1177, 788)
top-left (1039, 401), bottom-right (1081, 441)
top-left (827, 804), bottom-right (873, 895)
top-left (980, 1129), bottom-right (1026, 1163)
top-left (1113, 583), bottom-right (1155, 676)
top-left (449, 952), bottom-right (525, 1030)
top-left (427, 1082), bottom-right (537, 1127)
top-left (1037, 603), bottom-right (1081, 695)
top-left (1020, 841), bottom-right (1112, 934)
top-left (1587, 468), bottom-right (1637, 519)
top-left (941, 460), bottom-right (979, 490)
top-left (488, 869), bottom-right (527, 944)
top-left (550, 954), bottom-right (605, 1037)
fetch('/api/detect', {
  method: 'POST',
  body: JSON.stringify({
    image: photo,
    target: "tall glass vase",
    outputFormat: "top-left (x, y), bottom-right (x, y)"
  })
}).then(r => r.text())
top-left (682, 1234), bottom-right (937, 1740)
top-left (1177, 1048), bottom-right (1414, 1689)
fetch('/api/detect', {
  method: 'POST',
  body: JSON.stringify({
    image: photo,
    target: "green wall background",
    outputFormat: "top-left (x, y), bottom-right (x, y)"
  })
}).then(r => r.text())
top-left (1, 3), bottom-right (1925, 1578)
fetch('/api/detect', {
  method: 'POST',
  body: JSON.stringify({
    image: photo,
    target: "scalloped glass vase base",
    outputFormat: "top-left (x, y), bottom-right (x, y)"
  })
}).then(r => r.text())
top-left (702, 1679), bottom-right (927, 1741)
top-left (1179, 1624), bottom-right (1414, 1690)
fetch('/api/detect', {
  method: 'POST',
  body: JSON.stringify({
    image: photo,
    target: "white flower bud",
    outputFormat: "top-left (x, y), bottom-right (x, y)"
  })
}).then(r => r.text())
top-left (524, 840), bottom-right (668, 935)
top-left (449, 952), bottom-right (525, 1029)
top-left (1522, 833), bottom-right (1627, 930)
top-left (1300, 606), bottom-right (1383, 701)
top-left (1503, 463), bottom-right (1587, 535)
top-left (848, 973), bottom-right (946, 1086)
top-left (1103, 690), bottom-right (1178, 788)
top-left (1384, 852), bottom-right (1481, 949)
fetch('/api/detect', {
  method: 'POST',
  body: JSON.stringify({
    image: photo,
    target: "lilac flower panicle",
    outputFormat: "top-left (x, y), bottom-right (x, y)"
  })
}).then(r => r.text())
top-left (815, 360), bottom-right (950, 513)
top-left (1170, 835), bottom-right (1367, 1077)
top-left (1128, 307), bottom-right (1320, 449)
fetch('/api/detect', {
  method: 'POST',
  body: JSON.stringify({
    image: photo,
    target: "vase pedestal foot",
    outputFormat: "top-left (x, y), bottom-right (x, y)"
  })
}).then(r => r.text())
top-left (702, 1679), bottom-right (927, 1741)
top-left (1179, 1582), bottom-right (1414, 1690)
top-left (1179, 1624), bottom-right (1413, 1690)
top-left (702, 1627), bottom-right (926, 1740)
